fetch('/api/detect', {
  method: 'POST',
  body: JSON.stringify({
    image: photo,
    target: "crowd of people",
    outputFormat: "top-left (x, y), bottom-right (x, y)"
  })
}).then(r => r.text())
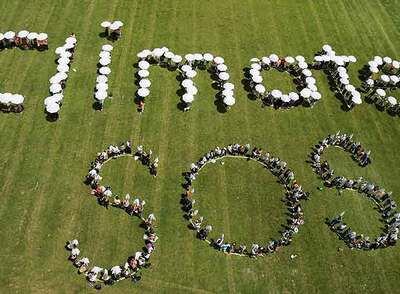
top-left (135, 48), bottom-right (235, 113)
top-left (359, 56), bottom-right (400, 115)
top-left (100, 20), bottom-right (123, 41)
top-left (65, 141), bottom-right (159, 287)
top-left (0, 30), bottom-right (48, 50)
top-left (312, 45), bottom-right (361, 109)
top-left (245, 54), bottom-right (321, 109)
top-left (181, 144), bottom-right (309, 257)
top-left (94, 43), bottom-right (114, 110)
top-left (44, 34), bottom-right (77, 121)
top-left (308, 132), bottom-right (399, 249)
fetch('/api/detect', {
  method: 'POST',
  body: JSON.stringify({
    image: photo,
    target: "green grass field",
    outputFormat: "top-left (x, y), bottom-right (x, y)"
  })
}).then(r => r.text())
top-left (0, 0), bottom-right (399, 293)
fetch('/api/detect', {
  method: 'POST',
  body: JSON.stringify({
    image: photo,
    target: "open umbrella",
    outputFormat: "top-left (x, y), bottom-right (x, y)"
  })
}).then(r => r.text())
top-left (181, 79), bottom-right (193, 88)
top-left (302, 69), bottom-right (312, 77)
top-left (58, 57), bottom-right (70, 65)
top-left (223, 95), bottom-right (236, 106)
top-left (50, 83), bottom-right (62, 94)
top-left (95, 90), bottom-right (107, 101)
top-left (271, 89), bottom-right (282, 98)
top-left (96, 83), bottom-right (108, 91)
top-left (380, 75), bottom-right (390, 83)
top-left (218, 72), bottom-right (229, 81)
top-left (203, 53), bottom-right (214, 62)
top-left (251, 63), bottom-right (261, 70)
top-left (298, 62), bottom-right (308, 69)
top-left (96, 75), bottom-right (108, 83)
top-left (252, 75), bottom-right (263, 83)
top-left (101, 21), bottom-right (111, 28)
top-left (139, 79), bottom-right (151, 88)
top-left (137, 88), bottom-right (150, 97)
top-left (217, 64), bottom-right (227, 72)
top-left (222, 89), bottom-right (234, 97)
top-left (376, 88), bottom-right (386, 97)
top-left (285, 56), bottom-right (295, 64)
top-left (46, 102), bottom-right (60, 113)
top-left (182, 93), bottom-right (194, 103)
top-left (289, 92), bottom-right (300, 101)
top-left (60, 51), bottom-right (72, 58)
top-left (186, 70), bottom-right (197, 78)
top-left (261, 57), bottom-right (270, 65)
top-left (172, 55), bottom-right (183, 64)
top-left (185, 54), bottom-right (195, 63)
top-left (351, 92), bottom-right (362, 105)
top-left (223, 82), bottom-right (235, 90)
top-left (138, 69), bottom-right (149, 78)
top-left (138, 60), bottom-right (150, 70)
top-left (186, 86), bottom-right (198, 95)
top-left (110, 22), bottom-right (120, 31)
top-left (281, 94), bottom-right (291, 103)
top-left (102, 44), bottom-right (113, 52)
top-left (4, 31), bottom-right (15, 39)
top-left (306, 77), bottom-right (316, 85)
top-left (17, 30), bottom-right (29, 38)
top-left (99, 57), bottom-right (111, 66)
top-left (57, 64), bottom-right (69, 73)
top-left (114, 20), bottom-right (124, 27)
top-left (300, 88), bottom-right (311, 98)
top-left (255, 84), bottom-right (266, 94)
top-left (27, 32), bottom-right (38, 40)
top-left (311, 91), bottom-right (322, 100)
top-left (65, 36), bottom-right (77, 44)
top-left (322, 44), bottom-right (332, 52)
top-left (164, 51), bottom-right (174, 59)
top-left (11, 94), bottom-right (24, 105)
top-left (37, 33), bottom-right (48, 41)
top-left (296, 55), bottom-right (306, 63)
top-left (99, 51), bottom-right (111, 59)
top-left (194, 53), bottom-right (203, 61)
top-left (214, 56), bottom-right (224, 64)
top-left (99, 66), bottom-right (111, 75)
top-left (137, 49), bottom-right (151, 59)
top-left (388, 96), bottom-right (397, 106)
top-left (269, 54), bottom-right (279, 63)
top-left (49, 75), bottom-right (62, 84)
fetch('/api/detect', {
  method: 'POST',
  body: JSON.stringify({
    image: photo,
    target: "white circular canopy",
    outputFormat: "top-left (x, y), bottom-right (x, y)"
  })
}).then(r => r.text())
top-left (101, 21), bottom-right (111, 28)
top-left (137, 87), bottom-right (150, 97)
top-left (182, 93), bottom-right (194, 103)
top-left (223, 96), bottom-right (235, 106)
top-left (37, 33), bottom-right (48, 41)
top-left (217, 64), bottom-right (228, 72)
top-left (255, 84), bottom-right (266, 94)
top-left (11, 94), bottom-right (24, 104)
top-left (182, 79), bottom-right (193, 88)
top-left (203, 53), bottom-right (214, 62)
top-left (137, 49), bottom-right (151, 59)
top-left (285, 56), bottom-right (295, 64)
top-left (65, 36), bottom-right (77, 44)
top-left (252, 75), bottom-right (263, 83)
top-left (214, 56), bottom-right (225, 64)
top-left (96, 83), bottom-right (108, 91)
top-left (380, 75), bottom-right (390, 83)
top-left (269, 54), bottom-right (279, 63)
top-left (172, 55), bottom-right (183, 63)
top-left (138, 69), bottom-right (149, 78)
top-left (99, 58), bottom-right (111, 66)
top-left (95, 91), bottom-right (107, 101)
top-left (289, 92), bottom-right (300, 101)
top-left (376, 88), bottom-right (386, 97)
top-left (46, 102), bottom-right (60, 113)
top-left (218, 72), bottom-right (229, 81)
top-left (138, 60), bottom-right (150, 70)
top-left (102, 44), bottom-right (113, 52)
top-left (110, 22), bottom-right (120, 30)
top-left (223, 82), bottom-right (234, 90)
top-left (302, 69), bottom-right (312, 77)
top-left (139, 79), bottom-right (151, 88)
top-left (4, 31), bottom-right (15, 39)
top-left (271, 89), bottom-right (282, 98)
top-left (185, 54), bottom-right (195, 62)
top-left (57, 64), bottom-right (69, 73)
top-left (50, 83), bottom-right (62, 94)
top-left (58, 57), bottom-right (70, 65)
top-left (352, 94), bottom-right (362, 105)
top-left (300, 88), bottom-right (312, 98)
top-left (17, 30), bottom-right (29, 38)
top-left (281, 95), bottom-right (291, 103)
top-left (99, 66), bottom-right (111, 75)
top-left (311, 91), bottom-right (322, 100)
top-left (180, 65), bottom-right (192, 72)
top-left (251, 63), bottom-right (262, 70)
top-left (388, 96), bottom-right (397, 106)
top-left (96, 75), bottom-right (108, 83)
top-left (99, 51), bottom-right (111, 58)
top-left (186, 70), bottom-right (197, 78)
top-left (27, 32), bottom-right (38, 40)
top-left (186, 86), bottom-right (198, 95)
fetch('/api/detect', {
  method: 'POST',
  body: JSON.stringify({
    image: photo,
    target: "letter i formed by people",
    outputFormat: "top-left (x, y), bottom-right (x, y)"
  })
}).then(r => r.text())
top-left (93, 20), bottom-right (123, 111)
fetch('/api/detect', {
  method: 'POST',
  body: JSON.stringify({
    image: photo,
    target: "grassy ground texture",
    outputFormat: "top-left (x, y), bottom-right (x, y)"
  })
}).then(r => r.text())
top-left (0, 0), bottom-right (399, 293)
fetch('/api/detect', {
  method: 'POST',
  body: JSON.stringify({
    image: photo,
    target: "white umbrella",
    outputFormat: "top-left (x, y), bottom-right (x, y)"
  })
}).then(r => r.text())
top-left (182, 93), bottom-right (194, 103)
top-left (50, 83), bottom-right (62, 94)
top-left (250, 63), bottom-right (262, 70)
top-left (388, 96), bottom-right (397, 106)
top-left (352, 93), bottom-right (362, 105)
top-left (376, 88), bottom-right (386, 97)
top-left (58, 57), bottom-right (70, 65)
top-left (55, 46), bottom-right (66, 55)
top-left (137, 88), bottom-right (150, 97)
top-left (37, 33), bottom-right (48, 41)
top-left (99, 57), bottom-right (111, 66)
top-left (110, 22), bottom-right (120, 31)
top-left (186, 70), bottom-right (197, 78)
top-left (96, 75), bottom-right (108, 83)
top-left (255, 84), bottom-right (265, 94)
top-left (64, 42), bottom-right (75, 50)
top-left (338, 71), bottom-right (348, 79)
top-left (99, 51), bottom-right (111, 58)
top-left (306, 77), bottom-right (316, 85)
top-left (172, 55), bottom-right (183, 64)
top-left (302, 69), bottom-right (312, 77)
top-left (285, 56), bottom-right (295, 64)
top-left (311, 91), bottom-right (322, 100)
top-left (289, 92), bottom-right (299, 101)
top-left (390, 75), bottom-right (399, 84)
top-left (218, 72), bottom-right (229, 81)
top-left (383, 56), bottom-right (392, 64)
top-left (138, 69), bottom-right (149, 78)
top-left (180, 65), bottom-right (192, 72)
top-left (60, 51), bottom-right (72, 58)
top-left (217, 64), bottom-right (228, 72)
top-left (164, 51), bottom-right (174, 59)
top-left (308, 84), bottom-right (318, 92)
top-left (56, 72), bottom-right (68, 80)
top-left (203, 53), bottom-right (214, 62)
top-left (57, 64), bottom-right (69, 73)
top-left (65, 36), bottom-right (77, 44)
top-left (181, 79), bottom-right (193, 88)
top-left (223, 95), bottom-right (236, 106)
top-left (101, 21), bottom-right (111, 28)
top-left (337, 66), bottom-right (347, 73)
top-left (300, 88), bottom-right (311, 98)
top-left (49, 75), bottom-right (62, 84)
top-left (252, 75), bottom-right (263, 83)
top-left (222, 89), bottom-right (234, 97)
top-left (250, 68), bottom-right (261, 77)
top-left (139, 79), bottom-right (151, 88)
top-left (250, 57), bottom-right (260, 63)
top-left (102, 44), bottom-right (113, 52)
top-left (380, 75), bottom-right (390, 83)
top-left (114, 20), bottom-right (124, 27)
top-left (11, 94), bottom-right (24, 104)
top-left (46, 102), bottom-right (60, 113)
top-left (99, 66), bottom-right (111, 75)
top-left (271, 89), bottom-right (282, 98)
top-left (95, 90), bottom-right (107, 101)
top-left (261, 57), bottom-right (270, 65)
top-left (214, 56), bottom-right (224, 64)
top-left (186, 86), bottom-right (198, 95)
top-left (223, 82), bottom-right (234, 90)
top-left (44, 96), bottom-right (59, 105)
top-left (370, 67), bottom-right (379, 74)
top-left (339, 78), bottom-right (349, 85)
top-left (322, 44), bottom-right (332, 52)
top-left (2, 93), bottom-right (13, 103)
top-left (185, 54), bottom-right (195, 63)
top-left (374, 56), bottom-right (383, 65)
top-left (138, 60), bottom-right (150, 70)
top-left (153, 48), bottom-right (164, 58)
top-left (194, 53), bottom-right (203, 61)
top-left (27, 32), bottom-right (38, 40)
top-left (298, 62), bottom-right (308, 69)
top-left (296, 55), bottom-right (306, 63)
top-left (96, 83), bottom-right (108, 91)
top-left (269, 54), bottom-right (279, 63)
top-left (392, 60), bottom-right (400, 69)
top-left (4, 31), bottom-right (15, 39)
top-left (137, 49), bottom-right (151, 59)
top-left (281, 94), bottom-right (290, 103)
top-left (348, 56), bottom-right (357, 63)
top-left (345, 84), bottom-right (355, 92)
top-left (17, 30), bottom-right (29, 38)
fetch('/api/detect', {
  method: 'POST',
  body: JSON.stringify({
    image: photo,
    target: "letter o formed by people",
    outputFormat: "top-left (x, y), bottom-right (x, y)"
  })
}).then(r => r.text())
top-left (181, 144), bottom-right (309, 257)
top-left (308, 132), bottom-right (400, 250)
top-left (65, 141), bottom-right (159, 287)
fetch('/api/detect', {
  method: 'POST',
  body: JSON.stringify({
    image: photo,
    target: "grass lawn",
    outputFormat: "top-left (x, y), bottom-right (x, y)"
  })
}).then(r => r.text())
top-left (0, 0), bottom-right (399, 293)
